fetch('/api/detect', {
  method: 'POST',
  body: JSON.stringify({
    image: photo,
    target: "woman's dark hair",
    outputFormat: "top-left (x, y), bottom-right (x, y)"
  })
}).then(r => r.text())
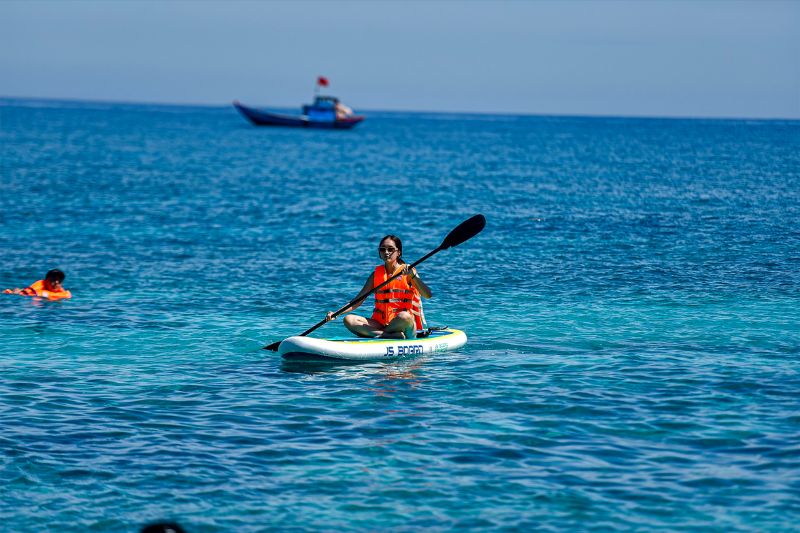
top-left (378, 235), bottom-right (405, 263)
top-left (45, 269), bottom-right (65, 283)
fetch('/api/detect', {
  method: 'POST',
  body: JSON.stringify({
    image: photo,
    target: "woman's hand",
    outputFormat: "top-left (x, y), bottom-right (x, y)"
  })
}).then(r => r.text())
top-left (325, 311), bottom-right (336, 322)
top-left (403, 264), bottom-right (417, 281)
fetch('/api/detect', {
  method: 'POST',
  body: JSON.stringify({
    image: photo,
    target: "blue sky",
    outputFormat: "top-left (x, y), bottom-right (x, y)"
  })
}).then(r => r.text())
top-left (1, 1), bottom-right (798, 118)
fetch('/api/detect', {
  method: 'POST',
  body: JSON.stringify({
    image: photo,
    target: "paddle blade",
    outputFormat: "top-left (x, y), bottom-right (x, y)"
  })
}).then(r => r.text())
top-left (440, 214), bottom-right (486, 250)
top-left (263, 340), bottom-right (281, 351)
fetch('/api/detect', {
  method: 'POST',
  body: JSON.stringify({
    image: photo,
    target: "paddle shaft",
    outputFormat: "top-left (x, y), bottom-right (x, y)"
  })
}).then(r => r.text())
top-left (297, 247), bottom-right (440, 338)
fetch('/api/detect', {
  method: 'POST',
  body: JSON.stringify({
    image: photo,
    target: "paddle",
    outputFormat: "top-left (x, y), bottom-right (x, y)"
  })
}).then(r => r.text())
top-left (263, 214), bottom-right (486, 351)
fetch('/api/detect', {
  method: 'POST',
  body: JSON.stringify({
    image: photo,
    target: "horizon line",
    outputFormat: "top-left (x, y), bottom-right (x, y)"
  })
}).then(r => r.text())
top-left (1, 94), bottom-right (798, 123)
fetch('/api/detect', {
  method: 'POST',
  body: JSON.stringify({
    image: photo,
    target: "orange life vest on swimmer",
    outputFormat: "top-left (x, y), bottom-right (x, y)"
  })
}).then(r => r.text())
top-left (20, 280), bottom-right (72, 300)
top-left (370, 265), bottom-right (426, 330)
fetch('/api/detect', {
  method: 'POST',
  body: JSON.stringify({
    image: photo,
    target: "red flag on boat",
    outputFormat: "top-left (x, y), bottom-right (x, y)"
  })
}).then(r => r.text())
top-left (317, 76), bottom-right (329, 87)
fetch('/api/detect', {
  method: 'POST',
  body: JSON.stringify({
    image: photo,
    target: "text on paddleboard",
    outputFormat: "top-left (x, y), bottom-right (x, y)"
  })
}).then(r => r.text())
top-left (384, 345), bottom-right (424, 357)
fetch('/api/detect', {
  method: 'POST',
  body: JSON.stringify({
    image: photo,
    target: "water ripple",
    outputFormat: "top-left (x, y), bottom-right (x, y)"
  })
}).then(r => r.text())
top-left (1, 101), bottom-right (799, 531)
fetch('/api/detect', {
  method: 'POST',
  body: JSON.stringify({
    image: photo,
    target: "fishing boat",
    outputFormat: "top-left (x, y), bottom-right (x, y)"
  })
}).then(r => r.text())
top-left (278, 328), bottom-right (467, 363)
top-left (233, 96), bottom-right (364, 129)
top-left (235, 75), bottom-right (364, 129)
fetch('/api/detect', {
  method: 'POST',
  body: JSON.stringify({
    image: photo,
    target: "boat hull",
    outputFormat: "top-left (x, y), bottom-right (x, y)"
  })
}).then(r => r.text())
top-left (233, 101), bottom-right (364, 129)
top-left (279, 328), bottom-right (467, 362)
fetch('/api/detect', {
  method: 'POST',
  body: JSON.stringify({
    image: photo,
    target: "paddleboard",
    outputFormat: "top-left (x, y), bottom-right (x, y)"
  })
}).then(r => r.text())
top-left (279, 328), bottom-right (467, 362)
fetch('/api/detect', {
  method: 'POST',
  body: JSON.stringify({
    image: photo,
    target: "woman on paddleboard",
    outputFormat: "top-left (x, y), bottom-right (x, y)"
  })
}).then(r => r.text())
top-left (326, 235), bottom-right (432, 339)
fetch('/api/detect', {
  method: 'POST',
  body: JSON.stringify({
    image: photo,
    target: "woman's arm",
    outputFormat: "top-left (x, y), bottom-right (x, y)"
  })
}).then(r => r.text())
top-left (327, 273), bottom-right (374, 320)
top-left (348, 273), bottom-right (375, 311)
top-left (407, 267), bottom-right (432, 299)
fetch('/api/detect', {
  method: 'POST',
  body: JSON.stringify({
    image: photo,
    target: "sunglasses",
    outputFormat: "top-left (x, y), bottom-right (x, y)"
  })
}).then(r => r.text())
top-left (378, 247), bottom-right (398, 254)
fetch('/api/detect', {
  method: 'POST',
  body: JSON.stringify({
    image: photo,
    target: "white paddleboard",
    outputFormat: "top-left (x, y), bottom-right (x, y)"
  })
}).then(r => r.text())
top-left (279, 328), bottom-right (467, 362)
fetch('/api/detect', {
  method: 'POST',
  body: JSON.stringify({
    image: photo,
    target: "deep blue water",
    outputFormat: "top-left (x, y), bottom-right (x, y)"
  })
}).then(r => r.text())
top-left (1, 98), bottom-right (799, 532)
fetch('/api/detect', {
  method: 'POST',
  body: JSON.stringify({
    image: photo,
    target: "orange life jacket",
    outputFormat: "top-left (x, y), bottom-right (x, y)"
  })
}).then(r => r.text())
top-left (370, 265), bottom-right (425, 330)
top-left (19, 280), bottom-right (72, 300)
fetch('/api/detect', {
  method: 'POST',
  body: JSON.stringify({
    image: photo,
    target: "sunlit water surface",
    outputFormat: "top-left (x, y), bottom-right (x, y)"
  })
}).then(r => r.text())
top-left (1, 99), bottom-right (799, 531)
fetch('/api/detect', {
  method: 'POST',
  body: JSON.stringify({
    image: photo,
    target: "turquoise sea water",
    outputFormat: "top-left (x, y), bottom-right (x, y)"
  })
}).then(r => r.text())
top-left (1, 98), bottom-right (799, 532)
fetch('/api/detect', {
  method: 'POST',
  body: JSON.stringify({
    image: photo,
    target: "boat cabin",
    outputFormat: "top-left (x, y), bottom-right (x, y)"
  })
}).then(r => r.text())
top-left (303, 96), bottom-right (352, 122)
